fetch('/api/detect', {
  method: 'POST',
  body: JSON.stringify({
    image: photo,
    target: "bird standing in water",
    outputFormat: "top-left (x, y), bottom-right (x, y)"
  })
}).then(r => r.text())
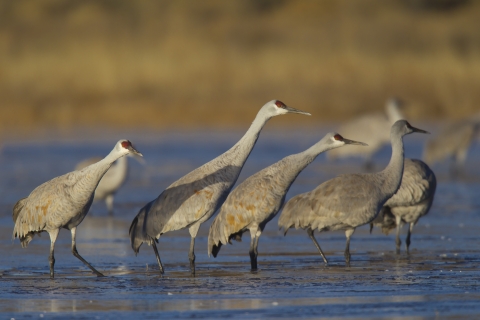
top-left (370, 158), bottom-right (436, 254)
top-left (129, 100), bottom-right (310, 276)
top-left (13, 140), bottom-right (142, 278)
top-left (208, 132), bottom-right (367, 271)
top-left (279, 120), bottom-right (428, 266)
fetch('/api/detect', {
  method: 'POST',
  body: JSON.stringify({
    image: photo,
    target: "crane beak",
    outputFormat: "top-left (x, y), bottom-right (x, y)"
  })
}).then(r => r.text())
top-left (285, 106), bottom-right (311, 116)
top-left (411, 126), bottom-right (429, 134)
top-left (343, 138), bottom-right (368, 146)
top-left (128, 146), bottom-right (143, 157)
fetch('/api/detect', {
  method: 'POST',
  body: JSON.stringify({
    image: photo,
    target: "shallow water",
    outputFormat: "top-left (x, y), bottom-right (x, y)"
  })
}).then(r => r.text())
top-left (1, 127), bottom-right (479, 319)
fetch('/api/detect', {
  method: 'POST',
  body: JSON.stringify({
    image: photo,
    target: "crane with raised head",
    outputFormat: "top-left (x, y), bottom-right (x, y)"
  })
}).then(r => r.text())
top-left (129, 100), bottom-right (310, 276)
top-left (279, 120), bottom-right (428, 266)
top-left (12, 140), bottom-right (142, 278)
top-left (208, 132), bottom-right (367, 271)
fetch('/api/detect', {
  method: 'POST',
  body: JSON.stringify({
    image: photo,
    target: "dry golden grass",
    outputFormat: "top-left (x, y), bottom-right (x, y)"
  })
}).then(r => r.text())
top-left (0, 0), bottom-right (479, 133)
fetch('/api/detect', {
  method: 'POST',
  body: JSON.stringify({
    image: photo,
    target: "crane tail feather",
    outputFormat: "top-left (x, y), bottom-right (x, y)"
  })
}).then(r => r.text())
top-left (211, 243), bottom-right (222, 258)
top-left (129, 203), bottom-right (152, 254)
top-left (12, 197), bottom-right (27, 224)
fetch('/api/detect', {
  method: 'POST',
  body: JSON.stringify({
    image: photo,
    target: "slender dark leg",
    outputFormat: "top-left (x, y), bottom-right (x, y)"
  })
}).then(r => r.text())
top-left (406, 223), bottom-right (413, 254)
top-left (189, 237), bottom-right (196, 276)
top-left (307, 228), bottom-right (328, 264)
top-left (71, 227), bottom-right (104, 277)
top-left (188, 224), bottom-right (201, 276)
top-left (49, 230), bottom-right (59, 279)
top-left (344, 229), bottom-right (355, 267)
top-left (249, 231), bottom-right (258, 271)
top-left (395, 216), bottom-right (403, 254)
top-left (252, 230), bottom-right (262, 270)
top-left (151, 240), bottom-right (164, 274)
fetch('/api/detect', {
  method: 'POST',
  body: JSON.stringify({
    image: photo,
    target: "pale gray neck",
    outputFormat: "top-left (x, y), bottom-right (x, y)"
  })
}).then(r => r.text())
top-left (273, 140), bottom-right (334, 190)
top-left (223, 112), bottom-right (270, 166)
top-left (116, 156), bottom-right (128, 175)
top-left (379, 132), bottom-right (404, 197)
top-left (74, 151), bottom-right (125, 194)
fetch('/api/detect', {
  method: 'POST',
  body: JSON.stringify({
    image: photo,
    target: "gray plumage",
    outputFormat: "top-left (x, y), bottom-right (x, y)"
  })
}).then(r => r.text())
top-left (208, 132), bottom-right (367, 270)
top-left (370, 158), bottom-right (436, 253)
top-left (327, 98), bottom-right (405, 168)
top-left (12, 140), bottom-right (142, 278)
top-left (76, 156), bottom-right (128, 214)
top-left (423, 112), bottom-right (480, 172)
top-left (278, 120), bottom-right (428, 266)
top-left (129, 100), bottom-right (310, 275)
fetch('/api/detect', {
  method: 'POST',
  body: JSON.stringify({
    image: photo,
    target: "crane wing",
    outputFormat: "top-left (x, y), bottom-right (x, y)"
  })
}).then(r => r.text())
top-left (208, 174), bottom-right (273, 248)
top-left (13, 171), bottom-right (89, 239)
top-left (385, 159), bottom-right (436, 207)
top-left (279, 174), bottom-right (379, 232)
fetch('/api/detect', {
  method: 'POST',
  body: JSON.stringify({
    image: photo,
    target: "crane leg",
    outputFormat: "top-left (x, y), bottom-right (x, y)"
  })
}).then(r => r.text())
top-left (344, 228), bottom-right (355, 267)
top-left (395, 216), bottom-right (403, 254)
top-left (151, 241), bottom-right (164, 274)
top-left (48, 229), bottom-right (59, 279)
top-left (254, 229), bottom-right (262, 270)
top-left (106, 194), bottom-right (114, 215)
top-left (188, 224), bottom-right (200, 276)
top-left (189, 237), bottom-right (196, 276)
top-left (249, 238), bottom-right (257, 271)
top-left (70, 227), bottom-right (104, 277)
top-left (307, 228), bottom-right (328, 264)
top-left (249, 227), bottom-right (259, 271)
top-left (406, 223), bottom-right (414, 254)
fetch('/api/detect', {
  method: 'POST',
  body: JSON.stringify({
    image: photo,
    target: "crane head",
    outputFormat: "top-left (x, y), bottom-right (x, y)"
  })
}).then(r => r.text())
top-left (261, 100), bottom-right (311, 118)
top-left (333, 133), bottom-right (368, 146)
top-left (392, 120), bottom-right (429, 136)
top-left (323, 132), bottom-right (368, 149)
top-left (116, 139), bottom-right (143, 157)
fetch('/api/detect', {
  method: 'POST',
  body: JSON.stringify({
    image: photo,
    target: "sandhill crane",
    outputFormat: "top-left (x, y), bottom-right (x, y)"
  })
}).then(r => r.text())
top-left (327, 98), bottom-right (405, 169)
top-left (279, 120), bottom-right (428, 266)
top-left (76, 154), bottom-right (142, 214)
top-left (370, 158), bottom-right (436, 253)
top-left (129, 100), bottom-right (310, 276)
top-left (423, 112), bottom-right (480, 173)
top-left (12, 140), bottom-right (142, 278)
top-left (208, 132), bottom-right (367, 271)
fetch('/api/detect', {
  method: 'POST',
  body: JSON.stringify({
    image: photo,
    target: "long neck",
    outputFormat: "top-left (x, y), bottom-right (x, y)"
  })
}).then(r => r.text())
top-left (73, 151), bottom-right (125, 194)
top-left (271, 139), bottom-right (334, 191)
top-left (222, 111), bottom-right (270, 167)
top-left (116, 156), bottom-right (128, 176)
top-left (379, 132), bottom-right (405, 197)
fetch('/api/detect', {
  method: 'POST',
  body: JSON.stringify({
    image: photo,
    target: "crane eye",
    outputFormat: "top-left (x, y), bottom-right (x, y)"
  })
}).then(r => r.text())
top-left (121, 140), bottom-right (132, 149)
top-left (275, 100), bottom-right (286, 109)
top-left (334, 134), bottom-right (343, 141)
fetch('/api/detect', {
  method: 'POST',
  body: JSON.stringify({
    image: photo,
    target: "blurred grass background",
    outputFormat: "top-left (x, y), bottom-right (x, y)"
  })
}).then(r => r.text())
top-left (0, 0), bottom-right (479, 134)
